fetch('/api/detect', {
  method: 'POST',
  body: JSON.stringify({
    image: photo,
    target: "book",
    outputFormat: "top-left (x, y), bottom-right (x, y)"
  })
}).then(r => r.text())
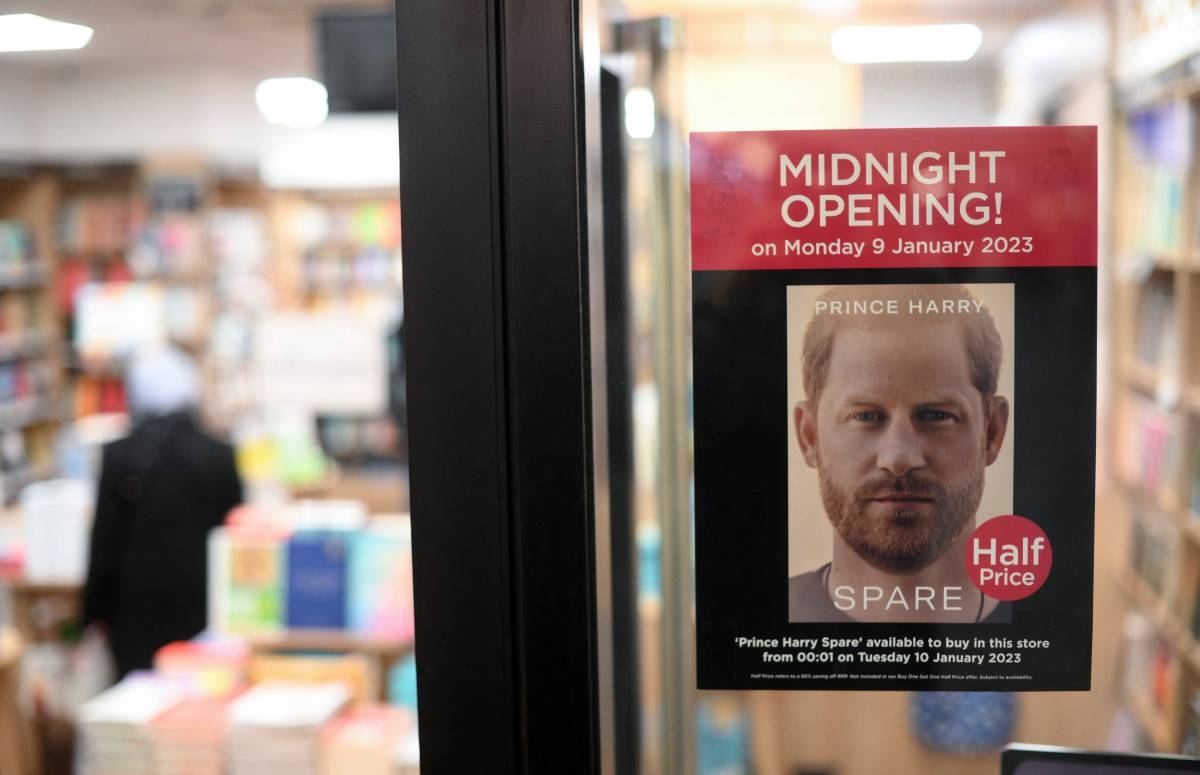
top-left (320, 704), bottom-right (412, 775)
top-left (286, 530), bottom-right (350, 630)
top-left (154, 640), bottom-right (250, 698)
top-left (347, 519), bottom-right (414, 642)
top-left (77, 674), bottom-right (184, 775)
top-left (209, 526), bottom-right (287, 635)
top-left (250, 653), bottom-right (372, 705)
top-left (228, 682), bottom-right (351, 775)
top-left (148, 695), bottom-right (234, 775)
top-left (1134, 271), bottom-right (1176, 369)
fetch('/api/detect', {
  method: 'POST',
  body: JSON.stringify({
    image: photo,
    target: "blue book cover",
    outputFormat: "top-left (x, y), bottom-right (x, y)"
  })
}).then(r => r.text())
top-left (286, 530), bottom-right (349, 629)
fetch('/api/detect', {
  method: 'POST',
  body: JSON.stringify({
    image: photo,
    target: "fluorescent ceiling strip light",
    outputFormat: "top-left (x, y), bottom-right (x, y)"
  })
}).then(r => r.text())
top-left (832, 24), bottom-right (982, 64)
top-left (0, 13), bottom-right (93, 52)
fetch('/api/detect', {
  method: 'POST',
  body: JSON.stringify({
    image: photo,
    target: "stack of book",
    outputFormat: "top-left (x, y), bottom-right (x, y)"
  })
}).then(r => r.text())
top-left (250, 653), bottom-right (372, 705)
top-left (77, 674), bottom-right (183, 775)
top-left (154, 639), bottom-right (250, 698)
top-left (320, 704), bottom-right (412, 775)
top-left (228, 682), bottom-right (351, 775)
top-left (148, 696), bottom-right (232, 775)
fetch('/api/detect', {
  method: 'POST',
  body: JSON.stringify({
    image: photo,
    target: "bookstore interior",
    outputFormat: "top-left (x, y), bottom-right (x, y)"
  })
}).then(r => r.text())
top-left (0, 1), bottom-right (1197, 774)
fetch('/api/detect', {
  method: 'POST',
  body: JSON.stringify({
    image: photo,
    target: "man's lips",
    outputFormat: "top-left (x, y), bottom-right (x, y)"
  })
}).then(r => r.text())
top-left (867, 495), bottom-right (934, 503)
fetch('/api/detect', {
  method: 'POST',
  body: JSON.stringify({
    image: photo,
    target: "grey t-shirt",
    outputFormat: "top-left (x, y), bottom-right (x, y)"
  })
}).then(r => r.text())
top-left (788, 563), bottom-right (1012, 623)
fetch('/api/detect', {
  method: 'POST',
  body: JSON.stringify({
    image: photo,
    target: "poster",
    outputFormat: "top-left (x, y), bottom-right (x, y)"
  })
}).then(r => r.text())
top-left (691, 127), bottom-right (1096, 690)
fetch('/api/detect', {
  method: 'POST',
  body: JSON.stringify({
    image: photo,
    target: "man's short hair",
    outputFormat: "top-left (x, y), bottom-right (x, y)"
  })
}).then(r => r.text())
top-left (801, 284), bottom-right (1003, 405)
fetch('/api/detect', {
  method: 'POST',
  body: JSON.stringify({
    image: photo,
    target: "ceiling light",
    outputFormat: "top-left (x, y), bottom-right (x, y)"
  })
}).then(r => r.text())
top-left (831, 24), bottom-right (982, 64)
top-left (255, 77), bottom-right (329, 129)
top-left (0, 13), bottom-right (93, 52)
top-left (624, 88), bottom-right (656, 140)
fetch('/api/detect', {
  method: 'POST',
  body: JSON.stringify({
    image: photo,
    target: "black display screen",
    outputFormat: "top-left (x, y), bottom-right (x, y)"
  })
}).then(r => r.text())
top-left (318, 10), bottom-right (398, 114)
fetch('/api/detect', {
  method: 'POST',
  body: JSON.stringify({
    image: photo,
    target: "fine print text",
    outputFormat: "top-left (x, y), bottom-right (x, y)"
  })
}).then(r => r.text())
top-left (735, 634), bottom-right (1052, 682)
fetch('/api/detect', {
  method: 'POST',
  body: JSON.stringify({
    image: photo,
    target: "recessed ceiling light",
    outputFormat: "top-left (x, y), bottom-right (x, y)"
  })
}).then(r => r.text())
top-left (0, 13), bottom-right (93, 53)
top-left (256, 77), bottom-right (329, 129)
top-left (832, 24), bottom-right (982, 64)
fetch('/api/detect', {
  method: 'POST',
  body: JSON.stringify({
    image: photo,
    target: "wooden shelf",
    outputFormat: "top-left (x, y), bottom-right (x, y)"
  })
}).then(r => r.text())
top-left (0, 579), bottom-right (80, 595)
top-left (241, 629), bottom-right (413, 659)
top-left (0, 396), bottom-right (57, 431)
top-left (0, 264), bottom-right (49, 290)
top-left (1119, 572), bottom-right (1200, 676)
top-left (0, 172), bottom-right (67, 502)
top-left (1120, 572), bottom-right (1177, 634)
top-left (1121, 356), bottom-right (1170, 394)
top-left (1131, 691), bottom-right (1178, 753)
top-left (1184, 519), bottom-right (1200, 551)
top-left (130, 268), bottom-right (213, 284)
top-left (0, 332), bottom-right (47, 362)
top-left (1113, 18), bottom-right (1200, 760)
top-left (239, 629), bottom-right (413, 703)
top-left (1183, 387), bottom-right (1200, 414)
top-left (1116, 475), bottom-right (1186, 519)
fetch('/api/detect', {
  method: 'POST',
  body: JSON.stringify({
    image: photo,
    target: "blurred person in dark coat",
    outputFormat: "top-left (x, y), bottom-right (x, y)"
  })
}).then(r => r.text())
top-left (82, 346), bottom-right (243, 678)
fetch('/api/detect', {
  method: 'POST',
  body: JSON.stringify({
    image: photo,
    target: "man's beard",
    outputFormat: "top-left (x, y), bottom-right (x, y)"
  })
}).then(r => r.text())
top-left (819, 466), bottom-right (983, 574)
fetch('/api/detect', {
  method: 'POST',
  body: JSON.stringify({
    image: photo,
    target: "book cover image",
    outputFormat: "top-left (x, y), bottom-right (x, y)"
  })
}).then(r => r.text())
top-left (691, 126), bottom-right (1096, 691)
top-left (286, 530), bottom-right (349, 630)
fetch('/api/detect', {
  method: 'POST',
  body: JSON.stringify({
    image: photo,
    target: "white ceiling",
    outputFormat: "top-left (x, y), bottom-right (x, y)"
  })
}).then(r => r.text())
top-left (0, 0), bottom-right (1101, 166)
top-left (0, 0), bottom-right (388, 71)
top-left (622, 0), bottom-right (1089, 58)
top-left (0, 0), bottom-right (1091, 72)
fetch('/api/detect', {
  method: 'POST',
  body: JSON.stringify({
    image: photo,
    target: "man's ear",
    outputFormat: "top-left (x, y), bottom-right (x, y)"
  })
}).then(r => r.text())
top-left (794, 400), bottom-right (819, 468)
top-left (983, 396), bottom-right (1009, 465)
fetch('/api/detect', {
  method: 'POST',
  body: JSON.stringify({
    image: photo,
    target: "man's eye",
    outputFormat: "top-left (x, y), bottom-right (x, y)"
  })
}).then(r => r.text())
top-left (852, 411), bottom-right (884, 423)
top-left (918, 409), bottom-right (954, 422)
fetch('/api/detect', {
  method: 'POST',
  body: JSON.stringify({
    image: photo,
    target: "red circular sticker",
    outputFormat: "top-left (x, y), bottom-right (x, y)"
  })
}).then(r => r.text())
top-left (965, 515), bottom-right (1052, 602)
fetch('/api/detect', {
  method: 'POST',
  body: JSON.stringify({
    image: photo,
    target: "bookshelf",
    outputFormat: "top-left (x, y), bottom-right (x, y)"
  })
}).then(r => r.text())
top-left (53, 162), bottom-right (275, 433)
top-left (264, 190), bottom-right (405, 471)
top-left (1113, 6), bottom-right (1200, 757)
top-left (0, 169), bottom-right (63, 503)
top-left (56, 163), bottom-right (144, 419)
top-left (265, 190), bottom-right (402, 314)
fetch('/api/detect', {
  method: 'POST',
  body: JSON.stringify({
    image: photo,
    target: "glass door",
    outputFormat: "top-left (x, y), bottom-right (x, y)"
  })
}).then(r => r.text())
top-left (590, 2), bottom-right (1119, 775)
top-left (601, 17), bottom-right (695, 775)
top-left (396, 1), bottom-right (1132, 774)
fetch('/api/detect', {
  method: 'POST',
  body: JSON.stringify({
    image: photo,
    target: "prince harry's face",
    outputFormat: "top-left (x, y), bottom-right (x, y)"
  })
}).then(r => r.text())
top-left (794, 319), bottom-right (1009, 573)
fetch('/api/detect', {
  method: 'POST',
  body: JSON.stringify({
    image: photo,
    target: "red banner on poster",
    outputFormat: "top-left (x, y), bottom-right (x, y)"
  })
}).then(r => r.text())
top-left (690, 126), bottom-right (1097, 271)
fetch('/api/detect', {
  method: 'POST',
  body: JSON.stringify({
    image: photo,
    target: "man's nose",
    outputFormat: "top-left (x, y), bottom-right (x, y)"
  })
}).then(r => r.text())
top-left (875, 418), bottom-right (926, 477)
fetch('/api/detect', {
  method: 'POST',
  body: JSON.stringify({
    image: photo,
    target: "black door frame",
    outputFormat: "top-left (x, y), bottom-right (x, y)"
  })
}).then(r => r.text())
top-left (395, 1), bottom-right (602, 772)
